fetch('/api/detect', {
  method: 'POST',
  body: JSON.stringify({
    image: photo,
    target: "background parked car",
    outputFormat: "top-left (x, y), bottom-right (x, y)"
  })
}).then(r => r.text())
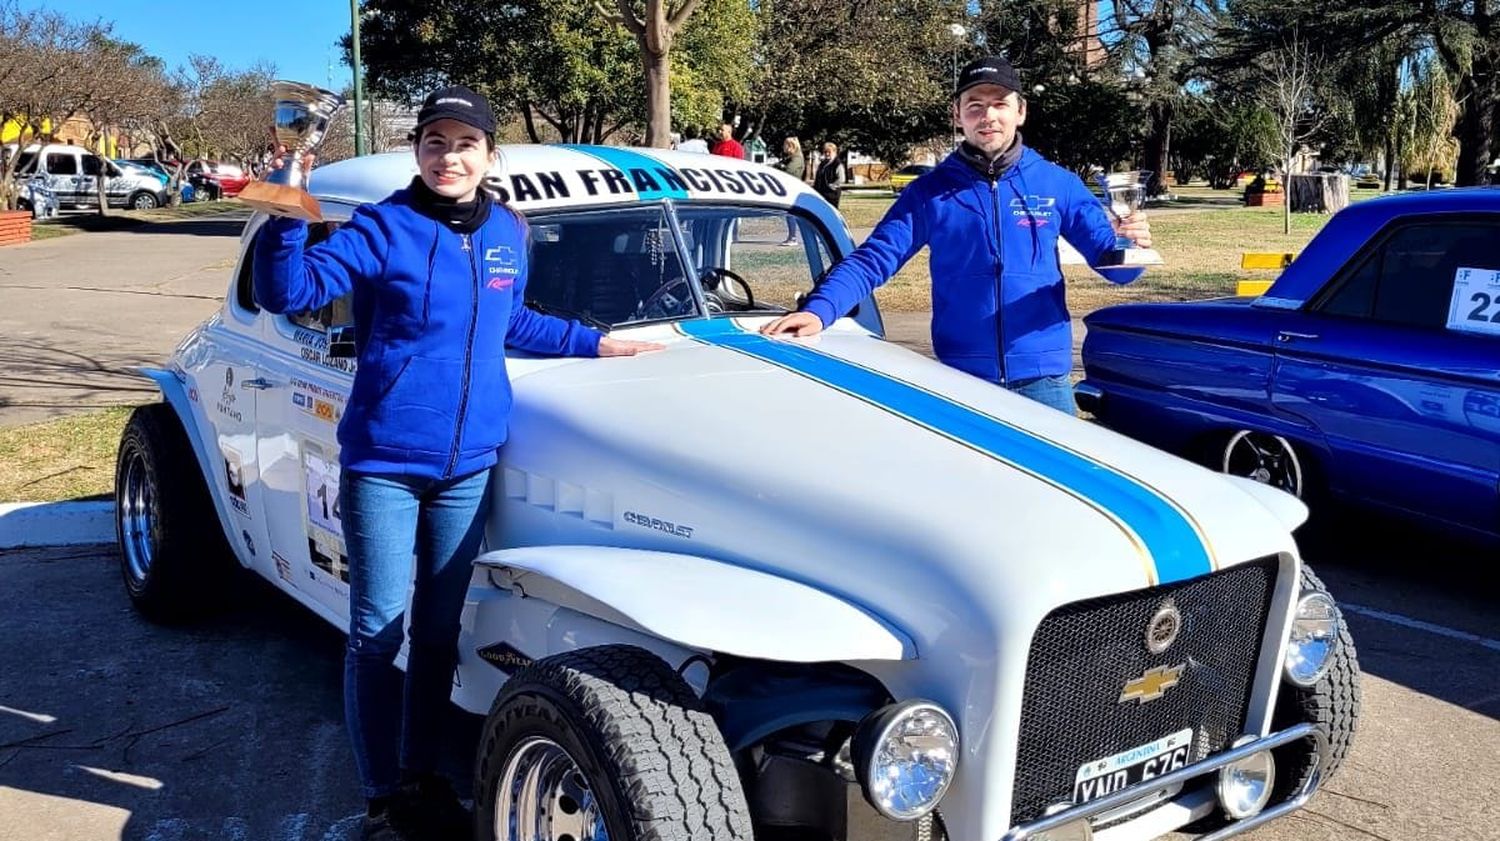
top-left (1077, 189), bottom-right (1500, 545)
top-left (114, 159), bottom-right (195, 203)
top-left (889, 163), bottom-right (934, 193)
top-left (185, 159), bottom-right (250, 199)
top-left (7, 143), bottom-right (167, 209)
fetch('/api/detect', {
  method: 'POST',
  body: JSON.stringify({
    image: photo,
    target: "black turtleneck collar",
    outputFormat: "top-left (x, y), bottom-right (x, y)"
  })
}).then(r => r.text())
top-left (407, 176), bottom-right (492, 234)
top-left (955, 132), bottom-right (1025, 181)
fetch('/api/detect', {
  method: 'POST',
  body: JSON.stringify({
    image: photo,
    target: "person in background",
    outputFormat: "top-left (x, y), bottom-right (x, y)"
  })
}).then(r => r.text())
top-left (775, 137), bottom-right (805, 245)
top-left (711, 122), bottom-right (745, 159)
top-left (813, 141), bottom-right (845, 208)
top-left (675, 124), bottom-right (709, 154)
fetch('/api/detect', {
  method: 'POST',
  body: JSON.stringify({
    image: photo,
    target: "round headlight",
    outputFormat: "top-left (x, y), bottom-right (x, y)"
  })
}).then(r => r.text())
top-left (1284, 591), bottom-right (1339, 687)
top-left (853, 701), bottom-right (960, 821)
top-left (1216, 741), bottom-right (1275, 820)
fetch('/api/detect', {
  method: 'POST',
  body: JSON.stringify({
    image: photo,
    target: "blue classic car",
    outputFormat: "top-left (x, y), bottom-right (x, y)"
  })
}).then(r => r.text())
top-left (1077, 189), bottom-right (1500, 543)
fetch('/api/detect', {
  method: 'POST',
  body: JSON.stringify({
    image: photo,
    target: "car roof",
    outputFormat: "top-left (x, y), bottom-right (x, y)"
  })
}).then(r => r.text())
top-left (1259, 187), bottom-right (1500, 308)
top-left (307, 144), bottom-right (821, 214)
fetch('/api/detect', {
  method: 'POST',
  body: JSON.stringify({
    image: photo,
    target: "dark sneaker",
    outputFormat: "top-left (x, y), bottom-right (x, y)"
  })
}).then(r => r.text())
top-left (361, 810), bottom-right (420, 841)
top-left (400, 774), bottom-right (474, 841)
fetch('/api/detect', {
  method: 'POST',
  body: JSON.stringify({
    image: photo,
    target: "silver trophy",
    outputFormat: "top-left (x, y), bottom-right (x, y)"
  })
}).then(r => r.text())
top-left (1095, 170), bottom-right (1163, 266)
top-left (239, 81), bottom-right (345, 221)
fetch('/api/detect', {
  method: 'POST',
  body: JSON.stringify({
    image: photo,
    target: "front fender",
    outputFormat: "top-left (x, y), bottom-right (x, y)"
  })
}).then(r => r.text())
top-left (134, 366), bottom-right (245, 568)
top-left (474, 546), bottom-right (915, 663)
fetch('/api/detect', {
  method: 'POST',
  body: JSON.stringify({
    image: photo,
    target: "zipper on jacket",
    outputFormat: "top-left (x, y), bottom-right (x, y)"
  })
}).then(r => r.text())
top-left (989, 179), bottom-right (1007, 384)
top-left (444, 230), bottom-right (481, 478)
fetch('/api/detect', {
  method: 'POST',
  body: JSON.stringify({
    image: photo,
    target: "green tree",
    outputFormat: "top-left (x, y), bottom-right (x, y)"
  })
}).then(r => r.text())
top-left (746, 0), bottom-right (966, 169)
top-left (354, 0), bottom-right (753, 145)
top-left (1105, 0), bottom-right (1225, 194)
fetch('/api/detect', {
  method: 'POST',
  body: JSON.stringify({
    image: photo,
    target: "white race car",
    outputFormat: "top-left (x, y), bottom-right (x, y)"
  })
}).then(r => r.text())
top-left (114, 145), bottom-right (1359, 841)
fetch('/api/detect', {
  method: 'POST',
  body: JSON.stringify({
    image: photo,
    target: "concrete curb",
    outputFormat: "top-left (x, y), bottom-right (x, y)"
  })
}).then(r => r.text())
top-left (0, 501), bottom-right (114, 549)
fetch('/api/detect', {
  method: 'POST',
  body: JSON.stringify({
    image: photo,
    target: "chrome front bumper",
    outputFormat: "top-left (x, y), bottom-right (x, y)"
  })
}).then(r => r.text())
top-left (1000, 723), bottom-right (1328, 841)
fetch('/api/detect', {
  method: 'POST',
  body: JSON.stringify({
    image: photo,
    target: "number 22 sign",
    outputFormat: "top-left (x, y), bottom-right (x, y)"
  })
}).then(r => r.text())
top-left (1449, 267), bottom-right (1500, 337)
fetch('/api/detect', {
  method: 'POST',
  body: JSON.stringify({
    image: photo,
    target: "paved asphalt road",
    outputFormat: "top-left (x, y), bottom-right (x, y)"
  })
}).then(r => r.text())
top-left (1, 215), bottom-right (1497, 841)
top-left (1, 536), bottom-right (1495, 841)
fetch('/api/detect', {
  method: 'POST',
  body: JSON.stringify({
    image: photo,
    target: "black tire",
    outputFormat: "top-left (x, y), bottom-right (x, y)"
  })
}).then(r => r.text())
top-left (128, 190), bottom-right (159, 210)
top-left (474, 645), bottom-right (753, 841)
top-left (1268, 564), bottom-right (1361, 801)
top-left (114, 403), bottom-right (234, 622)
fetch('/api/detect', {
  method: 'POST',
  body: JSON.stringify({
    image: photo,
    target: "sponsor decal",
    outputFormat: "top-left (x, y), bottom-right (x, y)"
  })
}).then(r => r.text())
top-left (1011, 194), bottom-right (1057, 228)
top-left (272, 550), bottom-right (292, 582)
top-left (290, 378), bottom-right (345, 422)
top-left (623, 510), bottom-right (694, 539)
top-left (215, 368), bottom-right (243, 423)
top-left (241, 530), bottom-right (256, 556)
top-left (677, 319), bottom-right (1215, 585)
top-left (302, 441), bottom-right (349, 592)
top-left (480, 146), bottom-right (791, 206)
top-left (222, 447), bottom-right (250, 517)
top-left (476, 642), bottom-right (534, 674)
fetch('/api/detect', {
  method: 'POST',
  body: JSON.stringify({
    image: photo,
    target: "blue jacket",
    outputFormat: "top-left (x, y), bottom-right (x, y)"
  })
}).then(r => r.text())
top-left (254, 190), bottom-right (602, 479)
top-left (803, 147), bottom-right (1139, 382)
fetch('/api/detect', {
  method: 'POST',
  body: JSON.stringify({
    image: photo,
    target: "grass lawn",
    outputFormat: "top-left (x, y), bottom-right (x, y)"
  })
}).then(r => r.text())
top-left (0, 406), bottom-right (133, 502)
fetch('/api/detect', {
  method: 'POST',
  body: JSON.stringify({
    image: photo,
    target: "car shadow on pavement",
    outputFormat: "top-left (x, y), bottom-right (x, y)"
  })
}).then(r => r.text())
top-left (35, 214), bottom-right (248, 239)
top-left (0, 545), bottom-right (480, 841)
top-left (1297, 519), bottom-right (1500, 720)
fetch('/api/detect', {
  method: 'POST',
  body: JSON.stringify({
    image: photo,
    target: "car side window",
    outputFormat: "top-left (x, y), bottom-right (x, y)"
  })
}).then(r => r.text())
top-left (47, 153), bottom-right (77, 176)
top-left (1317, 221), bottom-right (1500, 330)
top-left (81, 155), bottom-right (102, 177)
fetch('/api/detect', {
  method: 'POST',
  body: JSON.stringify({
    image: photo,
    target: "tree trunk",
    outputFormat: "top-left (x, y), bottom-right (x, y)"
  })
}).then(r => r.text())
top-left (521, 104), bottom-right (543, 144)
top-left (1143, 101), bottom-right (1172, 196)
top-left (1453, 70), bottom-right (1496, 187)
top-left (1283, 153), bottom-right (1292, 235)
top-left (642, 48), bottom-right (671, 148)
top-left (1382, 133), bottom-right (1396, 192)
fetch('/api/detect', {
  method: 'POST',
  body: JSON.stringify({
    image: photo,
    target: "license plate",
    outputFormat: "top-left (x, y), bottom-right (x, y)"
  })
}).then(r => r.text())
top-left (1073, 728), bottom-right (1193, 803)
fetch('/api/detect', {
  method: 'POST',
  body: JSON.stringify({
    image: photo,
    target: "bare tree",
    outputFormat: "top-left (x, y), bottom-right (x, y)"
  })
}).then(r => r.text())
top-left (1257, 33), bottom-right (1328, 235)
top-left (596, 0), bottom-right (703, 148)
top-left (0, 2), bottom-right (103, 210)
top-left (74, 35), bottom-right (176, 214)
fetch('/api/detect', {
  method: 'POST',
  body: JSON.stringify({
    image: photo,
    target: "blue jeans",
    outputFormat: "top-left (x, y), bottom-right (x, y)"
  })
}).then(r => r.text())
top-left (341, 467), bottom-right (493, 799)
top-left (1007, 373), bottom-right (1077, 415)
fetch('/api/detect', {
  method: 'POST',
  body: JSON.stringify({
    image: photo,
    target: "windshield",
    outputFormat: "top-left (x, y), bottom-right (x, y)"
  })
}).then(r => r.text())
top-left (524, 203), bottom-right (837, 328)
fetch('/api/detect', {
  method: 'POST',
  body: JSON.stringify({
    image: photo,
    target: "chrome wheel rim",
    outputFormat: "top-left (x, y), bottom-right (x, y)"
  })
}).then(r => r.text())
top-left (133, 194), bottom-right (154, 209)
top-left (119, 448), bottom-right (157, 586)
top-left (1223, 430), bottom-right (1303, 497)
top-left (495, 736), bottom-right (606, 841)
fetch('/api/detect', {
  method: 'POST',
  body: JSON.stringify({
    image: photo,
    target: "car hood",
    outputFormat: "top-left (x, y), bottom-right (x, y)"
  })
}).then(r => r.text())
top-left (501, 318), bottom-right (1298, 631)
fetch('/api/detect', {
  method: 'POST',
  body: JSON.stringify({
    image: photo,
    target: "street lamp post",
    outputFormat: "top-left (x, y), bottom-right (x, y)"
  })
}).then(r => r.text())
top-left (948, 23), bottom-right (966, 149)
top-left (351, 0), bottom-right (366, 156)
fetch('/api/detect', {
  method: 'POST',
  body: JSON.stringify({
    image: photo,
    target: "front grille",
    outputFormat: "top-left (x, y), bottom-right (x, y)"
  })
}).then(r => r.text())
top-left (1009, 559), bottom-right (1277, 825)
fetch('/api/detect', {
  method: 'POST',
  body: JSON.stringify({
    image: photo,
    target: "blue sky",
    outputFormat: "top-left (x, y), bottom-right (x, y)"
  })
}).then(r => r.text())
top-left (30, 1), bottom-right (355, 90)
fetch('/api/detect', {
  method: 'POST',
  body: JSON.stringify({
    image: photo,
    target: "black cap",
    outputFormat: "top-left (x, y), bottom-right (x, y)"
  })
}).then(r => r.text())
top-left (954, 56), bottom-right (1022, 99)
top-left (415, 85), bottom-right (497, 136)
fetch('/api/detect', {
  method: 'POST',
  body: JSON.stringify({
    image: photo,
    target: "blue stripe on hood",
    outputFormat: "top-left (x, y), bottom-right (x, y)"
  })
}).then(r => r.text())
top-left (559, 145), bottom-right (689, 201)
top-left (678, 318), bottom-right (1215, 585)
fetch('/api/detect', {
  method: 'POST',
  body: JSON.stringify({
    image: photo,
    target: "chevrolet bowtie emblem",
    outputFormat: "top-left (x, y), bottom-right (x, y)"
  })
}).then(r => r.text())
top-left (1118, 664), bottom-right (1186, 704)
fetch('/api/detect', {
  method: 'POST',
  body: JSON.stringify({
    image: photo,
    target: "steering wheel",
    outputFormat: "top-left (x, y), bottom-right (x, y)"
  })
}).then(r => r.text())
top-left (637, 276), bottom-right (710, 320)
top-left (699, 267), bottom-right (755, 309)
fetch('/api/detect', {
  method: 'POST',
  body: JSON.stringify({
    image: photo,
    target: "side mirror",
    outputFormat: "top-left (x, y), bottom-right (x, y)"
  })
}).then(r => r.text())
top-left (328, 325), bottom-right (357, 359)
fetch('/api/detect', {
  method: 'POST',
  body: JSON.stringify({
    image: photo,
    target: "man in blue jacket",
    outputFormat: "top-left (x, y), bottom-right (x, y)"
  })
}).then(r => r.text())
top-left (761, 56), bottom-right (1152, 414)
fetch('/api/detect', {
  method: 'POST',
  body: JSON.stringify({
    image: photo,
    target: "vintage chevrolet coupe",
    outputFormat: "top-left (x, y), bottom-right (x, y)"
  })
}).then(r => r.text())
top-left (115, 146), bottom-right (1359, 841)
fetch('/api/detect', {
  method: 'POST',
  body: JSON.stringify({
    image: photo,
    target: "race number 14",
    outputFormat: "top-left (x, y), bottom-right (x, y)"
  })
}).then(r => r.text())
top-left (1449, 266), bottom-right (1500, 337)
